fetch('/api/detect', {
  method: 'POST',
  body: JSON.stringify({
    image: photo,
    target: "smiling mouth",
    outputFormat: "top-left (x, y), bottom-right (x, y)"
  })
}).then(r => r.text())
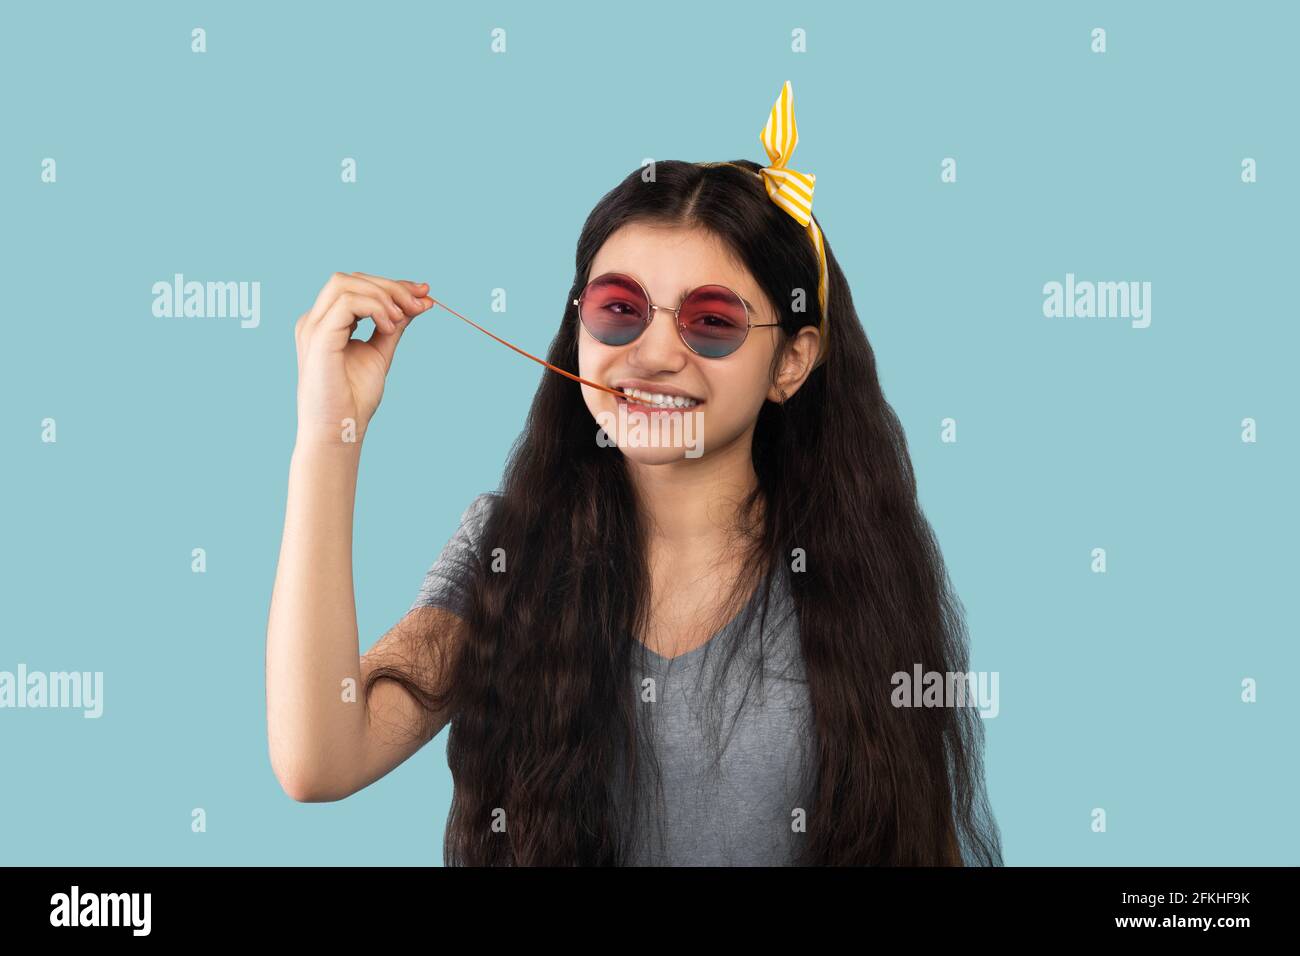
top-left (615, 387), bottom-right (704, 410)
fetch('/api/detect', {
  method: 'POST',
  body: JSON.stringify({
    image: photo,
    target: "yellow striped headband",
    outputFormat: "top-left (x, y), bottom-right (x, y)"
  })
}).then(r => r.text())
top-left (699, 80), bottom-right (830, 368)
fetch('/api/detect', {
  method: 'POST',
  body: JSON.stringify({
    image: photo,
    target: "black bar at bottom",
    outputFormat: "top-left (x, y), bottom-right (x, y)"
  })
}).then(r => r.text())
top-left (0, 865), bottom-right (1286, 940)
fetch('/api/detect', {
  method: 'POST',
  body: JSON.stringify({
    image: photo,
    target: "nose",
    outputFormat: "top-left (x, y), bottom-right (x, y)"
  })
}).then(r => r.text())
top-left (627, 300), bottom-right (688, 371)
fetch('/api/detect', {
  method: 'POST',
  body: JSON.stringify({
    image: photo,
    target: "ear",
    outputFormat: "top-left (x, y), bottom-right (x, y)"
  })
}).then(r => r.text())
top-left (768, 325), bottom-right (822, 403)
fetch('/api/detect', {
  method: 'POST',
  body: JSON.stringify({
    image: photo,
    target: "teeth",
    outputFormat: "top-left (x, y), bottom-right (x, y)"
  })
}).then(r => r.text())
top-left (620, 387), bottom-right (700, 409)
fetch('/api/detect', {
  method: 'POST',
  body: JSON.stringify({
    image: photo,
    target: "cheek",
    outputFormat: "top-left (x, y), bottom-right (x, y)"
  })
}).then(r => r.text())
top-left (577, 334), bottom-right (607, 378)
top-left (708, 359), bottom-right (770, 415)
top-left (577, 337), bottom-right (595, 383)
top-left (577, 338), bottom-right (616, 418)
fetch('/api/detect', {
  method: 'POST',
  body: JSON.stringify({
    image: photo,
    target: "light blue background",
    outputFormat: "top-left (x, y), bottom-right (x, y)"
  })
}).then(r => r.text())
top-left (1, 0), bottom-right (1295, 865)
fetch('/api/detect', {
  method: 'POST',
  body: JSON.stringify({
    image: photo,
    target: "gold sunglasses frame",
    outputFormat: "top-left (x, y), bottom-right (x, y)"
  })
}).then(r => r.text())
top-left (573, 272), bottom-right (780, 358)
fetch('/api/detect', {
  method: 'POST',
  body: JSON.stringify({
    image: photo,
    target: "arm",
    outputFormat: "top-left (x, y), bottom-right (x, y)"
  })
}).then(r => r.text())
top-left (267, 444), bottom-right (465, 802)
top-left (265, 271), bottom-right (445, 802)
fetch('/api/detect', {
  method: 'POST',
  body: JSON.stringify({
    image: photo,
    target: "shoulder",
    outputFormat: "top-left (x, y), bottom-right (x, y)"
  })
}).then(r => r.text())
top-left (440, 492), bottom-right (502, 556)
top-left (458, 492), bottom-right (500, 537)
top-left (465, 491), bottom-right (500, 517)
top-left (407, 492), bottom-right (501, 616)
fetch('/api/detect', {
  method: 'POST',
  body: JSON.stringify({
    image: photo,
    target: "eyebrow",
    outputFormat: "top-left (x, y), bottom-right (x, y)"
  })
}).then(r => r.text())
top-left (682, 285), bottom-right (758, 313)
top-left (677, 284), bottom-right (759, 314)
top-left (596, 271), bottom-right (759, 315)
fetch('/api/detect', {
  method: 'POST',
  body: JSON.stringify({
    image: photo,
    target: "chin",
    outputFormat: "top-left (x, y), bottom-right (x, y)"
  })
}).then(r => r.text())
top-left (618, 444), bottom-right (704, 466)
top-left (589, 398), bottom-right (710, 462)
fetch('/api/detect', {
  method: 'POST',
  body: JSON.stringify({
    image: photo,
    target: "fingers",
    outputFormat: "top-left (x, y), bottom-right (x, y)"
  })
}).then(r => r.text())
top-left (363, 288), bottom-right (435, 368)
top-left (302, 272), bottom-right (404, 335)
top-left (364, 315), bottom-right (406, 368)
top-left (317, 292), bottom-right (402, 345)
top-left (350, 272), bottom-right (430, 315)
top-left (299, 272), bottom-right (434, 356)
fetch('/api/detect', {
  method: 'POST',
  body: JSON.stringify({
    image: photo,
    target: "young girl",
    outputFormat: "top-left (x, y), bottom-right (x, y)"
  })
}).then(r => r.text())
top-left (267, 82), bottom-right (1002, 867)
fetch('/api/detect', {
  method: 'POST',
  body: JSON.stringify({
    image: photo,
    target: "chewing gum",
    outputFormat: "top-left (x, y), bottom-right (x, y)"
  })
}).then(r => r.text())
top-left (430, 297), bottom-right (626, 399)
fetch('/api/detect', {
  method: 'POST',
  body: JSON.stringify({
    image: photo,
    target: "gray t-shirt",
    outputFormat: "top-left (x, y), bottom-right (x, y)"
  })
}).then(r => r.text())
top-left (410, 492), bottom-right (815, 866)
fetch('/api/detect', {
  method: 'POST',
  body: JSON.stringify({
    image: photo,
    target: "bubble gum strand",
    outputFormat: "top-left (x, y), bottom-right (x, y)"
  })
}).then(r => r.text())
top-left (428, 297), bottom-right (628, 400)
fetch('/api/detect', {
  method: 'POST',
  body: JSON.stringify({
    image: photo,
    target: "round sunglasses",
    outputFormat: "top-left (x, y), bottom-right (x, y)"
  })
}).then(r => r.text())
top-left (573, 272), bottom-right (780, 359)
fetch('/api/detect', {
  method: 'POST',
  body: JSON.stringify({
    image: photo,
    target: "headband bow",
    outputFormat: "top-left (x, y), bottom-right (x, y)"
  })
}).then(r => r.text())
top-left (701, 80), bottom-right (830, 368)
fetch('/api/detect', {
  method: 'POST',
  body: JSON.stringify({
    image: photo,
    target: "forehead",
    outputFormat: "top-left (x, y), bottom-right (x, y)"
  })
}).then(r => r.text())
top-left (587, 222), bottom-right (766, 311)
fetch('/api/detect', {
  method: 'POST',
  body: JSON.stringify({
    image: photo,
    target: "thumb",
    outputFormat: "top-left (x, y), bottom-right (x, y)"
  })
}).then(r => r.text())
top-left (366, 295), bottom-right (429, 367)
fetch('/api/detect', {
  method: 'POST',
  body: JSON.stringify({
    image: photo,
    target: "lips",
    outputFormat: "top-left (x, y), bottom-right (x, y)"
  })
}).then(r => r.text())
top-left (612, 379), bottom-right (705, 406)
top-left (616, 394), bottom-right (703, 412)
top-left (611, 380), bottom-right (704, 401)
top-left (613, 385), bottom-right (706, 411)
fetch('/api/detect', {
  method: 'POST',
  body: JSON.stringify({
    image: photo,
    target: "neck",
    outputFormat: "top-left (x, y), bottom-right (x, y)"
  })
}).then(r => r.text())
top-left (625, 431), bottom-right (761, 553)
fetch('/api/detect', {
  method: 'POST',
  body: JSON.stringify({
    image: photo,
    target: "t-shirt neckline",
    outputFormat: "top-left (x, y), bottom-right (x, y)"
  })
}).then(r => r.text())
top-left (637, 569), bottom-right (773, 670)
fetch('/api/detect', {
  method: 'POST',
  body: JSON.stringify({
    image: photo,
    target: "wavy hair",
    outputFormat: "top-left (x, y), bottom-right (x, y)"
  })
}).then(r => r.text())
top-left (366, 159), bottom-right (1002, 866)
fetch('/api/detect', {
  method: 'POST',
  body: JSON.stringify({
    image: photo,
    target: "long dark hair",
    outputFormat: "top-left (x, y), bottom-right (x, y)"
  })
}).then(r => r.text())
top-left (368, 159), bottom-right (1002, 866)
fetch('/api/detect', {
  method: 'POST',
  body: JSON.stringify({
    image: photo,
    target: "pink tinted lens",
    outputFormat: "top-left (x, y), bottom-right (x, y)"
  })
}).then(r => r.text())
top-left (679, 286), bottom-right (750, 357)
top-left (579, 274), bottom-right (649, 346)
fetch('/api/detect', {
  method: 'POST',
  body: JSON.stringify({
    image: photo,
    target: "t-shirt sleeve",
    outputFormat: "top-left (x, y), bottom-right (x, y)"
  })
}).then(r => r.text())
top-left (408, 492), bottom-right (498, 618)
